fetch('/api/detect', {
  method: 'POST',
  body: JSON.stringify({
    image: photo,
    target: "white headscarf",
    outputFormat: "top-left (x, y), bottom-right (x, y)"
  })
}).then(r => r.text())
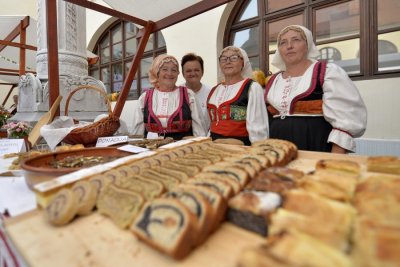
top-left (271, 25), bottom-right (320, 71)
top-left (219, 46), bottom-right (253, 80)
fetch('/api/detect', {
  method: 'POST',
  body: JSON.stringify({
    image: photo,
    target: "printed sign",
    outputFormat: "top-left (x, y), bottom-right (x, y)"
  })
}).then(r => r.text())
top-left (95, 136), bottom-right (128, 147)
top-left (0, 139), bottom-right (26, 155)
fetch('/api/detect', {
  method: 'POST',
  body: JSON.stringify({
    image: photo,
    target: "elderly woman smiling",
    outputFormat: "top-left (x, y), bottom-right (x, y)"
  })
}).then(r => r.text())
top-left (264, 25), bottom-right (367, 153)
top-left (131, 54), bottom-right (206, 140)
top-left (207, 46), bottom-right (269, 145)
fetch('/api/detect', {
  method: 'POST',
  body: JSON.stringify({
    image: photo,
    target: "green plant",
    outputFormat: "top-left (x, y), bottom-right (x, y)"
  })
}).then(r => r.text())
top-left (3, 121), bottom-right (32, 138)
top-left (0, 106), bottom-right (11, 127)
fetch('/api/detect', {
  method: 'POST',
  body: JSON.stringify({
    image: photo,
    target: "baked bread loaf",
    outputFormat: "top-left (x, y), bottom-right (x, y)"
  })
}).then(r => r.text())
top-left (131, 198), bottom-right (196, 259)
top-left (367, 156), bottom-right (400, 175)
top-left (163, 188), bottom-right (213, 245)
top-left (283, 190), bottom-right (355, 242)
top-left (269, 209), bottom-right (350, 251)
top-left (116, 175), bottom-right (164, 200)
top-left (247, 167), bottom-right (301, 193)
top-left (97, 184), bottom-right (145, 229)
top-left (353, 175), bottom-right (400, 226)
top-left (227, 191), bottom-right (282, 236)
top-left (186, 177), bottom-right (234, 200)
top-left (71, 180), bottom-right (97, 216)
top-left (179, 184), bottom-right (226, 231)
top-left (213, 138), bottom-right (245, 146)
top-left (45, 188), bottom-right (79, 226)
top-left (351, 217), bottom-right (400, 267)
top-left (315, 159), bottom-right (361, 175)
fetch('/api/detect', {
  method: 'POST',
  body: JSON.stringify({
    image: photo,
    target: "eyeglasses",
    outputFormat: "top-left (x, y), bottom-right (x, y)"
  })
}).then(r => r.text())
top-left (219, 55), bottom-right (242, 63)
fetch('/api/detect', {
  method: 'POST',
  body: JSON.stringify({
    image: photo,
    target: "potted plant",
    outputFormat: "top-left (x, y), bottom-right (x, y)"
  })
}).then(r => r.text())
top-left (2, 121), bottom-right (32, 150)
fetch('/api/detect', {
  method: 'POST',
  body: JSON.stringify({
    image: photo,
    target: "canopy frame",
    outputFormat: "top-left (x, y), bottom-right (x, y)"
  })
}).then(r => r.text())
top-left (45, 0), bottom-right (233, 117)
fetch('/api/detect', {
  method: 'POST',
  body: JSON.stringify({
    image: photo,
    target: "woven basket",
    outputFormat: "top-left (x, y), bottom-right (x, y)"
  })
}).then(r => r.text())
top-left (62, 85), bottom-right (120, 146)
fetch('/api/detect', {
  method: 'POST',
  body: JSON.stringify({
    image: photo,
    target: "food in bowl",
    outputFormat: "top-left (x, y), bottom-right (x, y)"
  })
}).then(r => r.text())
top-left (20, 147), bottom-right (132, 189)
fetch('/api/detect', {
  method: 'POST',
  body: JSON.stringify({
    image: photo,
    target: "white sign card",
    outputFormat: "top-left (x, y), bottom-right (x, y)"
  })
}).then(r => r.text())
top-left (0, 139), bottom-right (27, 155)
top-left (118, 145), bottom-right (150, 153)
top-left (96, 136), bottom-right (129, 147)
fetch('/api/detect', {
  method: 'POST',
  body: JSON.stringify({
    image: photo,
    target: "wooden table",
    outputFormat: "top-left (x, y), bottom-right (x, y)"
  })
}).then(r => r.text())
top-left (2, 151), bottom-right (367, 267)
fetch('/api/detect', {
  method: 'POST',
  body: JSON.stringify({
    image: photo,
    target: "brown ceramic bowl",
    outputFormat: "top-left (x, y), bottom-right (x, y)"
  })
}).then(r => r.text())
top-left (20, 147), bottom-right (132, 189)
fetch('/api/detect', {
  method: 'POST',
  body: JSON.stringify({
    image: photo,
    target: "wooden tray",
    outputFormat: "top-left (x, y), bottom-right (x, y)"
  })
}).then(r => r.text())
top-left (3, 151), bottom-right (367, 267)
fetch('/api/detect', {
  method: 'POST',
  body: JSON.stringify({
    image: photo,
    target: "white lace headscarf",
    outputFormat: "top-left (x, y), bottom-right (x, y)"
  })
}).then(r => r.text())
top-left (148, 54), bottom-right (180, 88)
top-left (218, 46), bottom-right (253, 80)
top-left (271, 25), bottom-right (320, 71)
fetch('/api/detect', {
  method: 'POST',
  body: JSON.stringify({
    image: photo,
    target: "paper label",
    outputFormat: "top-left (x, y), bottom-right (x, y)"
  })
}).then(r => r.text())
top-left (0, 139), bottom-right (26, 155)
top-left (96, 136), bottom-right (128, 147)
top-left (118, 144), bottom-right (150, 153)
top-left (146, 132), bottom-right (159, 139)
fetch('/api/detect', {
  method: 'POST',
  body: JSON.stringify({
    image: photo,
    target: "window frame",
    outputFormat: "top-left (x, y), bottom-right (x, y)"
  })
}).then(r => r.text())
top-left (89, 20), bottom-right (167, 100)
top-left (225, 0), bottom-right (400, 81)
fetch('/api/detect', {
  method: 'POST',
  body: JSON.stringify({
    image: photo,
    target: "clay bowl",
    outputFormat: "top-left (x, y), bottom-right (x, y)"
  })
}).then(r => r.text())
top-left (20, 147), bottom-right (132, 189)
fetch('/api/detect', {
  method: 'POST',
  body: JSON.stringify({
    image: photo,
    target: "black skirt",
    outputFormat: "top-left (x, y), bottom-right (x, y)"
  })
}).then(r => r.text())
top-left (269, 116), bottom-right (332, 152)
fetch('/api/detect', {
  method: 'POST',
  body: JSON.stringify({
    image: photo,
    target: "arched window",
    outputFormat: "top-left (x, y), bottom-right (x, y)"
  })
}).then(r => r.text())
top-left (89, 20), bottom-right (166, 100)
top-left (225, 0), bottom-right (400, 79)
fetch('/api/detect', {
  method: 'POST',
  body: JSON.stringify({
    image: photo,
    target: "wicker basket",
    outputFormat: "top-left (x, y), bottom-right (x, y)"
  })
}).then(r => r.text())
top-left (62, 85), bottom-right (120, 146)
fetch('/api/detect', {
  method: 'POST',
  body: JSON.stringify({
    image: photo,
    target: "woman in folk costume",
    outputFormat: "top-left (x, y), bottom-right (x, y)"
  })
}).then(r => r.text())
top-left (207, 46), bottom-right (269, 145)
top-left (131, 54), bottom-right (207, 140)
top-left (264, 25), bottom-right (367, 153)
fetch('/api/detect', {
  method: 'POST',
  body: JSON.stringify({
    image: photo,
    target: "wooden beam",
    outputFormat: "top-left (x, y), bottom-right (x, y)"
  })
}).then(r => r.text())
top-left (113, 21), bottom-right (154, 118)
top-left (153, 0), bottom-right (233, 32)
top-left (0, 16), bottom-right (30, 52)
top-left (0, 40), bottom-right (37, 51)
top-left (46, 0), bottom-right (60, 115)
top-left (63, 0), bottom-right (148, 26)
top-left (1, 84), bottom-right (17, 107)
top-left (19, 21), bottom-right (26, 75)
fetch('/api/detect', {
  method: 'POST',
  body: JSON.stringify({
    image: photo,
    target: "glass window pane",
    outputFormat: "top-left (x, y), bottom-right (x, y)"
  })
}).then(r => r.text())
top-left (125, 22), bottom-right (136, 38)
top-left (238, 0), bottom-right (257, 21)
top-left (125, 61), bottom-right (139, 99)
top-left (112, 24), bottom-right (122, 43)
top-left (90, 69), bottom-right (99, 80)
top-left (317, 38), bottom-right (360, 75)
top-left (157, 32), bottom-right (166, 48)
top-left (249, 56), bottom-right (259, 71)
top-left (378, 0), bottom-right (400, 31)
top-left (112, 63), bottom-right (123, 92)
top-left (268, 15), bottom-right (304, 52)
top-left (378, 32), bottom-right (400, 71)
top-left (141, 57), bottom-right (152, 79)
top-left (126, 38), bottom-right (137, 57)
top-left (100, 47), bottom-right (110, 63)
top-left (267, 0), bottom-right (304, 13)
top-left (145, 34), bottom-right (154, 52)
top-left (315, 0), bottom-right (360, 43)
top-left (100, 36), bottom-right (109, 48)
top-left (101, 67), bottom-right (111, 93)
top-left (112, 43), bottom-right (123, 60)
top-left (233, 26), bottom-right (259, 56)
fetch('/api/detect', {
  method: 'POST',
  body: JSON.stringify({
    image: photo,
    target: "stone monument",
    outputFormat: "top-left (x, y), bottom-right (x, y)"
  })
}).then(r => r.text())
top-left (12, 0), bottom-right (108, 123)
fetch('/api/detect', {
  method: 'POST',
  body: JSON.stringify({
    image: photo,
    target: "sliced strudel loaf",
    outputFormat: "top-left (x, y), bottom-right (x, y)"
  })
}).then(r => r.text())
top-left (163, 188), bottom-right (213, 245)
top-left (97, 184), bottom-right (145, 229)
top-left (131, 198), bottom-right (196, 259)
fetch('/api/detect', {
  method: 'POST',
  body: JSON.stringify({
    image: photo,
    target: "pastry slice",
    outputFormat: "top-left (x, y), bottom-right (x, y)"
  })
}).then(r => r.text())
top-left (150, 165), bottom-right (189, 182)
top-left (97, 184), bottom-right (145, 229)
top-left (179, 184), bottom-right (226, 231)
top-left (186, 177), bottom-right (233, 200)
top-left (163, 188), bottom-right (213, 245)
top-left (194, 172), bottom-right (241, 194)
top-left (202, 165), bottom-right (249, 187)
top-left (315, 159), bottom-right (361, 175)
top-left (367, 156), bottom-right (400, 175)
top-left (71, 180), bottom-right (97, 216)
top-left (116, 175), bottom-right (164, 200)
top-left (45, 188), bottom-right (79, 226)
top-left (162, 160), bottom-right (201, 176)
top-left (227, 191), bottom-right (282, 236)
top-left (131, 198), bottom-right (196, 259)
